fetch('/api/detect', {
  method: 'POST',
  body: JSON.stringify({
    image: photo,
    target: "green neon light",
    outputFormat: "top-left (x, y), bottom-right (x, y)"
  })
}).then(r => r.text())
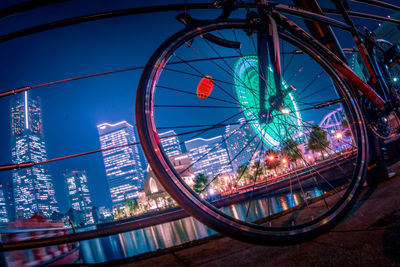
top-left (234, 56), bottom-right (303, 148)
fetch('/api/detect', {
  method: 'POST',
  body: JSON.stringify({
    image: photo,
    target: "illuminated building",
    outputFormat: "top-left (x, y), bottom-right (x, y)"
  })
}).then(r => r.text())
top-left (234, 56), bottom-right (303, 148)
top-left (92, 206), bottom-right (113, 223)
top-left (225, 118), bottom-right (260, 173)
top-left (140, 165), bottom-right (170, 211)
top-left (138, 153), bottom-right (193, 211)
top-left (98, 206), bottom-right (113, 220)
top-left (64, 170), bottom-right (93, 225)
top-left (1, 182), bottom-right (15, 221)
top-left (184, 136), bottom-right (232, 179)
top-left (158, 130), bottom-right (182, 157)
top-left (169, 153), bottom-right (196, 188)
top-left (97, 121), bottom-right (144, 210)
top-left (0, 184), bottom-right (8, 223)
top-left (10, 92), bottom-right (58, 219)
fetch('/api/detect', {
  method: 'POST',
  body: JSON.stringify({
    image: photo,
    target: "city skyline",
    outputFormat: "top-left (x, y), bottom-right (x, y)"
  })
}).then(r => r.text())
top-left (0, 96), bottom-right (349, 223)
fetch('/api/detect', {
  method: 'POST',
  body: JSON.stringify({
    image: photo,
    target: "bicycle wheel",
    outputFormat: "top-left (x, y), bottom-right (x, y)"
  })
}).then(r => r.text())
top-left (136, 19), bottom-right (368, 244)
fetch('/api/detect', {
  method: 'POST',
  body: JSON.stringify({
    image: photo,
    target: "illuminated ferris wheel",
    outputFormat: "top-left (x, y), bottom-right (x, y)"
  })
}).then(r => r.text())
top-left (234, 56), bottom-right (303, 149)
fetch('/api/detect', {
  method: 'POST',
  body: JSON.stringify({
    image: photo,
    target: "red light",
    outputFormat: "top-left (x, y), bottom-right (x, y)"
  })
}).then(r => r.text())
top-left (197, 76), bottom-right (214, 100)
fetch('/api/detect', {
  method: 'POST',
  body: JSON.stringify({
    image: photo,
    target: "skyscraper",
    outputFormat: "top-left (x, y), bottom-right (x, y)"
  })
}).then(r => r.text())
top-left (184, 136), bottom-right (232, 180)
top-left (1, 181), bottom-right (15, 221)
top-left (0, 184), bottom-right (9, 223)
top-left (159, 130), bottom-right (182, 157)
top-left (97, 121), bottom-right (144, 210)
top-left (10, 91), bottom-right (58, 219)
top-left (64, 170), bottom-right (93, 225)
top-left (225, 118), bottom-right (260, 173)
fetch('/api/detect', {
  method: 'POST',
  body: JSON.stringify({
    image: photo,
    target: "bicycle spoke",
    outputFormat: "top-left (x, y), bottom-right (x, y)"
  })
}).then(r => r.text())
top-left (138, 22), bottom-right (367, 242)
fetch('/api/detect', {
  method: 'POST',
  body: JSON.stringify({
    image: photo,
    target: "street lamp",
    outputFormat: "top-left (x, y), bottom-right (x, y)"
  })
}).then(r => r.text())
top-left (209, 188), bottom-right (215, 195)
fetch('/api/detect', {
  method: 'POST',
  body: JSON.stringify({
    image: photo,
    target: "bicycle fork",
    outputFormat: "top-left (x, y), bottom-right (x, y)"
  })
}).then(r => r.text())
top-left (256, 3), bottom-right (285, 124)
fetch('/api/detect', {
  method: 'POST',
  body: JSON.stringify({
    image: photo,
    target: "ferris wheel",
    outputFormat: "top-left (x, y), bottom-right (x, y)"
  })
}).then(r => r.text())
top-left (234, 56), bottom-right (303, 149)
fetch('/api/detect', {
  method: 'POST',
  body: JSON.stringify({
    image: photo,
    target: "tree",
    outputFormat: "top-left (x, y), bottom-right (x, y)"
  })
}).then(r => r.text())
top-left (265, 149), bottom-right (280, 175)
top-left (236, 164), bottom-right (250, 185)
top-left (114, 208), bottom-right (123, 220)
top-left (281, 139), bottom-right (302, 167)
top-left (123, 197), bottom-right (134, 217)
top-left (251, 161), bottom-right (264, 181)
top-left (308, 125), bottom-right (330, 159)
top-left (133, 199), bottom-right (139, 213)
top-left (193, 173), bottom-right (209, 194)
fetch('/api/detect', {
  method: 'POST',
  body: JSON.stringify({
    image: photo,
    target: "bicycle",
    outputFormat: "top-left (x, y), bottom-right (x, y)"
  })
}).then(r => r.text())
top-left (135, 0), bottom-right (400, 244)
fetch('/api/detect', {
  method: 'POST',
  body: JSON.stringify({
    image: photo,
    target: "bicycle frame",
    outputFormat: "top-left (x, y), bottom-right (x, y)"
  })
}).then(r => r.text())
top-left (332, 0), bottom-right (395, 105)
top-left (213, 0), bottom-right (391, 113)
top-left (266, 0), bottom-right (391, 112)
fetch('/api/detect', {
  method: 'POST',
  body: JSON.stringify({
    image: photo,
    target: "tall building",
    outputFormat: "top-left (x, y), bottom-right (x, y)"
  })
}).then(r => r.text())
top-left (97, 121), bottom-right (144, 210)
top-left (135, 127), bottom-right (148, 172)
top-left (0, 184), bottom-right (9, 223)
top-left (92, 206), bottom-right (113, 224)
top-left (64, 170), bottom-right (93, 225)
top-left (184, 136), bottom-right (232, 180)
top-left (1, 181), bottom-right (15, 221)
top-left (10, 92), bottom-right (58, 219)
top-left (159, 130), bottom-right (182, 157)
top-left (225, 118), bottom-right (260, 173)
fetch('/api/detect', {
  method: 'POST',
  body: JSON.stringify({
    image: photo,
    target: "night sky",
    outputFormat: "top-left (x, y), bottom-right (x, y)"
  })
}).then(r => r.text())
top-left (0, 0), bottom-right (397, 212)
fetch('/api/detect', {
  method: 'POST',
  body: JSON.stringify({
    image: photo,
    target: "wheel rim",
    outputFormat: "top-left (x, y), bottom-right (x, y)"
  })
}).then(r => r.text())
top-left (136, 20), bottom-right (367, 242)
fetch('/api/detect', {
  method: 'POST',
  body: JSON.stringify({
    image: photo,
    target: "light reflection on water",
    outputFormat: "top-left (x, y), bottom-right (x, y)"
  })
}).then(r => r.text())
top-left (80, 188), bottom-right (323, 263)
top-left (220, 188), bottom-right (323, 222)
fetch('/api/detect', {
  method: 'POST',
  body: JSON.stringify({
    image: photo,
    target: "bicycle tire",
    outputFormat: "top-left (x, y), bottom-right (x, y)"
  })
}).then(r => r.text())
top-left (135, 19), bottom-right (368, 244)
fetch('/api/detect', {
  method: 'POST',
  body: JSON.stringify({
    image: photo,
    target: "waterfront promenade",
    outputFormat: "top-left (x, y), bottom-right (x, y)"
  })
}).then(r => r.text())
top-left (106, 160), bottom-right (400, 266)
